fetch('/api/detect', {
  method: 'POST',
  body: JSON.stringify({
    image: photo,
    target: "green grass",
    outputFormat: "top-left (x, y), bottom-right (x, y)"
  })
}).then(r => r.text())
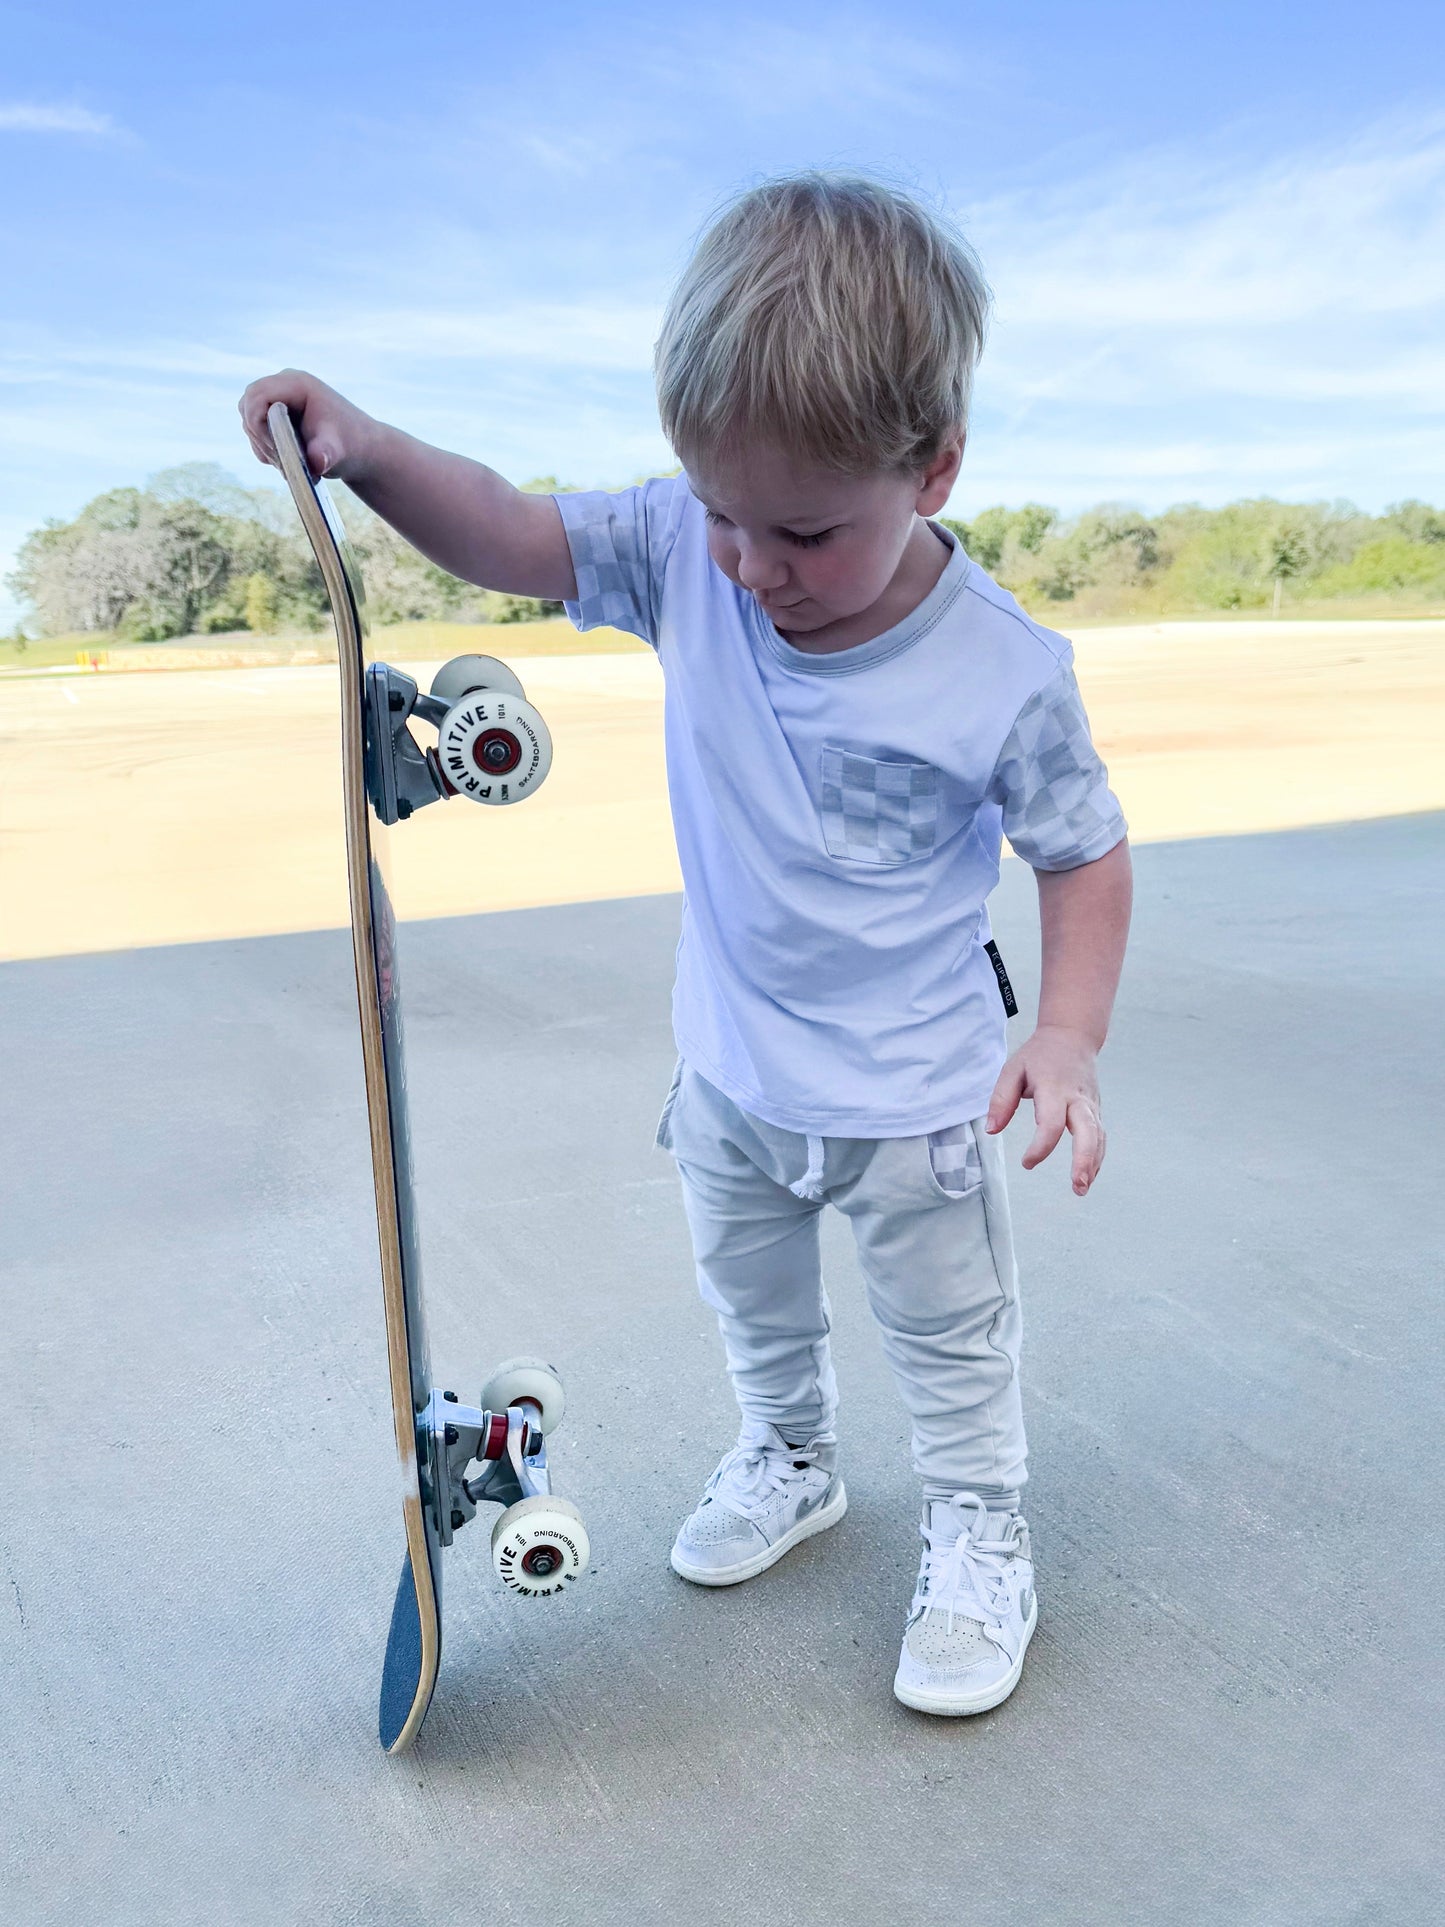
top-left (4, 598), bottom-right (1441, 677)
top-left (0, 618), bottom-right (647, 675)
top-left (0, 633), bottom-right (128, 670)
top-left (1066, 593), bottom-right (1445, 627)
top-left (370, 618), bottom-right (646, 659)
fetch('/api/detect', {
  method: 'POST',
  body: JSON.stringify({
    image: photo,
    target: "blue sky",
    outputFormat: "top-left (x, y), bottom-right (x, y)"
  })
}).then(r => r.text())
top-left (2, 0), bottom-right (1442, 627)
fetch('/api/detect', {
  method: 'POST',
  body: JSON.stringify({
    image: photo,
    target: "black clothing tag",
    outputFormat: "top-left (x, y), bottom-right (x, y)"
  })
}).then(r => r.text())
top-left (984, 939), bottom-right (1018, 1017)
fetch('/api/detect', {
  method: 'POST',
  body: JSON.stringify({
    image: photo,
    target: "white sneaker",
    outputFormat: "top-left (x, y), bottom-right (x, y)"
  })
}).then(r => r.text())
top-left (893, 1494), bottom-right (1037, 1715)
top-left (670, 1424), bottom-right (847, 1586)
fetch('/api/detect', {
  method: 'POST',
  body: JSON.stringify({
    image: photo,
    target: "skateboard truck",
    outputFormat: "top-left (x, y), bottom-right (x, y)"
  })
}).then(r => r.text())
top-left (421, 1358), bottom-right (588, 1596)
top-left (365, 655), bottom-right (553, 826)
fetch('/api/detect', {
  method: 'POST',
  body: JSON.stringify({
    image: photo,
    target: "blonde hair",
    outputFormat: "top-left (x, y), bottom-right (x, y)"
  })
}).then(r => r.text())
top-left (655, 172), bottom-right (990, 476)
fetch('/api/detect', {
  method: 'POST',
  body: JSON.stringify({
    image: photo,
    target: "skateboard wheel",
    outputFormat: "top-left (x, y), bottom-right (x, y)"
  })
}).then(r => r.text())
top-left (491, 1497), bottom-right (589, 1596)
top-left (429, 654), bottom-right (527, 704)
top-left (436, 692), bottom-right (551, 805)
top-left (480, 1356), bottom-right (566, 1433)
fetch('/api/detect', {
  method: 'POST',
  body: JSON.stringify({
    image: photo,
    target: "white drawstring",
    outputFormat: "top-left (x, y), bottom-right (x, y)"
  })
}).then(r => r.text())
top-left (789, 1134), bottom-right (826, 1202)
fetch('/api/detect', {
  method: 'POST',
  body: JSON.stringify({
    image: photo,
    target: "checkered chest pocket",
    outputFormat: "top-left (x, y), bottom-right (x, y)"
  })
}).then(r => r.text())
top-left (820, 746), bottom-right (940, 865)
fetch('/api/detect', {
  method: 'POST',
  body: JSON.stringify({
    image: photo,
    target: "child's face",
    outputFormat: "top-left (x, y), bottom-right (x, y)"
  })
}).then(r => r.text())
top-left (686, 438), bottom-right (959, 639)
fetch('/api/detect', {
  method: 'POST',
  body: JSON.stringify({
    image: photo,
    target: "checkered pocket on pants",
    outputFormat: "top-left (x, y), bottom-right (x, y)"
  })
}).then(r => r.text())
top-left (820, 746), bottom-right (939, 864)
top-left (927, 1119), bottom-right (984, 1197)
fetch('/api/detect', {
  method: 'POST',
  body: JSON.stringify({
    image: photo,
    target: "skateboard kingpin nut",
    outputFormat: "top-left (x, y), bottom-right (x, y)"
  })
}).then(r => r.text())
top-left (491, 1497), bottom-right (589, 1596)
top-left (434, 693), bottom-right (552, 806)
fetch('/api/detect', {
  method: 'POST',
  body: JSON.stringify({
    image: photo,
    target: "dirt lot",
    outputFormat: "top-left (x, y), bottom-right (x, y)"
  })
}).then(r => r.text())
top-left (2, 618), bottom-right (1441, 961)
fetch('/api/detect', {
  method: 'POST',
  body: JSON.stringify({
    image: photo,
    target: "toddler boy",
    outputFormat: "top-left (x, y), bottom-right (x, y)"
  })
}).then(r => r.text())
top-left (241, 172), bottom-right (1131, 1717)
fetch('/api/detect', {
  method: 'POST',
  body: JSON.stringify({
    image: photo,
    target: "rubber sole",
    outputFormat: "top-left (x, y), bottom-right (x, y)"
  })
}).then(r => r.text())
top-left (670, 1481), bottom-right (848, 1587)
top-left (892, 1597), bottom-right (1038, 1716)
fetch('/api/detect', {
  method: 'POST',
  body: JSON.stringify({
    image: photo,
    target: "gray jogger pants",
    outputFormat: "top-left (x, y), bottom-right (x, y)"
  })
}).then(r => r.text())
top-left (657, 1062), bottom-right (1028, 1502)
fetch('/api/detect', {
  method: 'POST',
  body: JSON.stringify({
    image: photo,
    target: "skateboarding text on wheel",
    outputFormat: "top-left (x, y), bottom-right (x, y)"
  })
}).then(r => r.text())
top-left (268, 402), bottom-right (588, 1756)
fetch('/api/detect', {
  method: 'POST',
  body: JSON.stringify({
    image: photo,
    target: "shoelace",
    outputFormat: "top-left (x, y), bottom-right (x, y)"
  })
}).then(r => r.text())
top-left (917, 1494), bottom-right (1019, 1631)
top-left (709, 1437), bottom-right (817, 1520)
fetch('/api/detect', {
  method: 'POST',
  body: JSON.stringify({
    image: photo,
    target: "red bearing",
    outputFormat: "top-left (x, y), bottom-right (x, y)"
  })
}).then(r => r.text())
top-left (472, 728), bottom-right (522, 775)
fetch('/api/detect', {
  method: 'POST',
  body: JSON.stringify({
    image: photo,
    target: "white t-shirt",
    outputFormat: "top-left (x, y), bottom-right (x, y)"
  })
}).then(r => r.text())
top-left (555, 474), bottom-right (1126, 1136)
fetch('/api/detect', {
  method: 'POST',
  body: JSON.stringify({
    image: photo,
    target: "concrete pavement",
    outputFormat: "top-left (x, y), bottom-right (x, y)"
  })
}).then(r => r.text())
top-left (2, 814), bottom-right (1441, 1924)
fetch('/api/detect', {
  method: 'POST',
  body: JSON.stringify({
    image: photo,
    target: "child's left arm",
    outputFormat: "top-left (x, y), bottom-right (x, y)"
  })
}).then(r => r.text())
top-left (985, 838), bottom-right (1133, 1196)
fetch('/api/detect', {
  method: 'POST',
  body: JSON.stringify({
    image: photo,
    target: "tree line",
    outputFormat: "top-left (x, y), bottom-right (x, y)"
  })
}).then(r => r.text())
top-left (6, 463), bottom-right (570, 643)
top-left (940, 496), bottom-right (1445, 619)
top-left (8, 463), bottom-right (1444, 642)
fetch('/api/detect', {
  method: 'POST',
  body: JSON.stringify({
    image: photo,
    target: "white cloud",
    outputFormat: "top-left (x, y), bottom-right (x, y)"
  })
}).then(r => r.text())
top-left (0, 298), bottom-right (660, 406)
top-left (935, 110), bottom-right (1445, 507)
top-left (647, 19), bottom-right (991, 124)
top-left (975, 116), bottom-right (1445, 329)
top-left (271, 300), bottom-right (660, 370)
top-left (1174, 339), bottom-right (1445, 409)
top-left (953, 419), bottom-right (1445, 516)
top-left (511, 129), bottom-right (615, 181)
top-left (969, 115), bottom-right (1445, 429)
top-left (0, 103), bottom-right (120, 137)
top-left (0, 338), bottom-right (261, 384)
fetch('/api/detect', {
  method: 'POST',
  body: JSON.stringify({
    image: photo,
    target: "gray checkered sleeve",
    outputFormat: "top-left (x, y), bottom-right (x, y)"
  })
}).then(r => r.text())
top-left (991, 662), bottom-right (1127, 871)
top-left (554, 477), bottom-right (690, 646)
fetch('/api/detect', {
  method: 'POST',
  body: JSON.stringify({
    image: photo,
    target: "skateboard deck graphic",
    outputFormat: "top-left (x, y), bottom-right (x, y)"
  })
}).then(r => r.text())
top-left (268, 404), bottom-right (586, 1754)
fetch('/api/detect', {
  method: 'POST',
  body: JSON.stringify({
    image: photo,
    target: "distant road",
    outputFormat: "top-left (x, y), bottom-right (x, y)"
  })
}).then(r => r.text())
top-left (2, 620), bottom-right (1442, 961)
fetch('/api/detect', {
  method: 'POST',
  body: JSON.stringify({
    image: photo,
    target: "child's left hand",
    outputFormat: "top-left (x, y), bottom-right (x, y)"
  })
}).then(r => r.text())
top-left (985, 1025), bottom-right (1105, 1197)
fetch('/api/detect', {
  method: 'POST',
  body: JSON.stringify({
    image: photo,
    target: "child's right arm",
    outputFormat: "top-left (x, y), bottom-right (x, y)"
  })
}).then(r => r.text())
top-left (238, 369), bottom-right (577, 602)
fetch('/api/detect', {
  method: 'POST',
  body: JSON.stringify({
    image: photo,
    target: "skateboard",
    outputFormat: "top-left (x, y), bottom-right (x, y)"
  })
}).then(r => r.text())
top-left (268, 403), bottom-right (588, 1754)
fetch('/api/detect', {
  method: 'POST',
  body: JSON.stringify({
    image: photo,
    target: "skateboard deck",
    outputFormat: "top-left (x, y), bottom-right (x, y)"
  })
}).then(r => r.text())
top-left (268, 403), bottom-right (586, 1754)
